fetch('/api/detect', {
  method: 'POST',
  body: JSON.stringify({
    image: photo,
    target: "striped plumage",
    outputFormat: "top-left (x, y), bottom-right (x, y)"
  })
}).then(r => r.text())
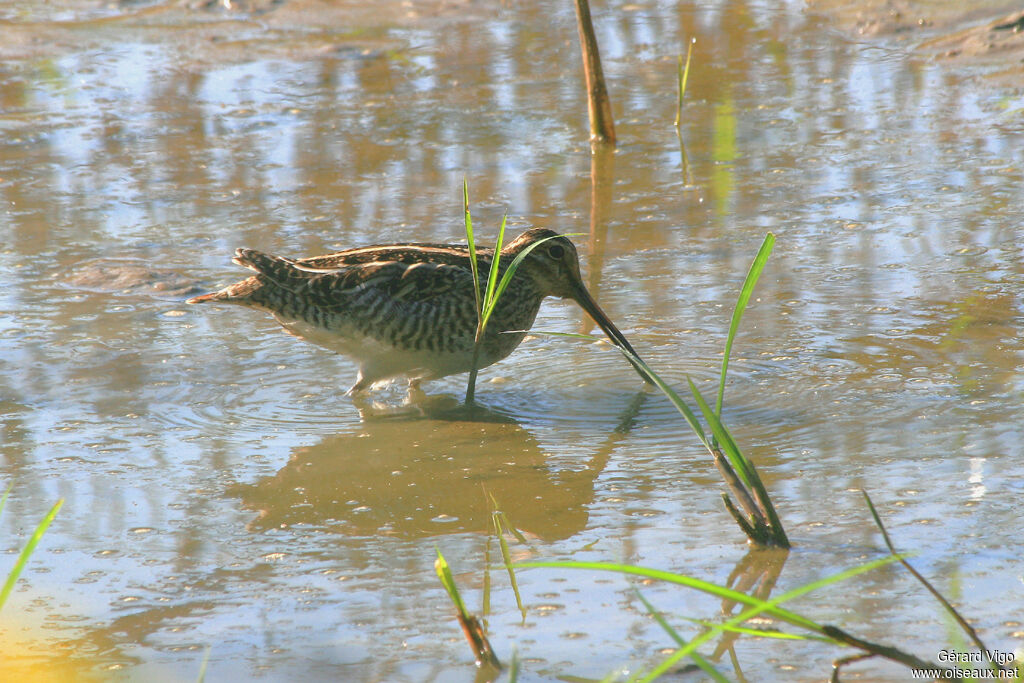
top-left (187, 228), bottom-right (644, 394)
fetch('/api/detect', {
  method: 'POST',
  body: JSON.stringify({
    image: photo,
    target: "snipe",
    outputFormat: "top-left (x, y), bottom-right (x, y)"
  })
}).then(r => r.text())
top-left (187, 228), bottom-right (646, 394)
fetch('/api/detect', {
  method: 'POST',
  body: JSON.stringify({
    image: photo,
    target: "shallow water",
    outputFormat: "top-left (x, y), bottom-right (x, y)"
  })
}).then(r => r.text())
top-left (1, 0), bottom-right (1023, 680)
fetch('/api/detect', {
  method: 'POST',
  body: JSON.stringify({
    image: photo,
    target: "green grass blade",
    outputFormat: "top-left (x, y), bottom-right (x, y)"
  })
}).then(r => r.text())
top-left (633, 554), bottom-right (905, 682)
top-left (507, 646), bottom-right (520, 683)
top-left (674, 37), bottom-right (695, 128)
top-left (861, 491), bottom-right (895, 552)
top-left (632, 587), bottom-right (730, 683)
top-left (498, 511), bottom-right (531, 546)
top-left (679, 616), bottom-right (829, 642)
top-left (483, 213), bottom-right (508, 316)
top-left (481, 233), bottom-right (566, 330)
top-left (434, 547), bottom-right (469, 618)
top-left (633, 586), bottom-right (687, 648)
top-left (516, 554), bottom-right (904, 670)
top-left (631, 356), bottom-right (709, 447)
top-left (488, 492), bottom-right (531, 546)
top-left (681, 38), bottom-right (694, 103)
top-left (514, 560), bottom-right (819, 631)
top-left (196, 645), bottom-right (212, 683)
top-left (716, 232), bottom-right (775, 418)
top-left (463, 178), bottom-right (481, 321)
top-left (688, 377), bottom-right (788, 545)
top-left (523, 330), bottom-right (599, 340)
top-left (0, 483), bottom-right (11, 519)
top-left (688, 377), bottom-right (754, 487)
top-left (490, 496), bottom-right (526, 621)
top-left (674, 54), bottom-right (684, 128)
top-left (463, 178), bottom-right (484, 404)
top-left (497, 531), bottom-right (525, 618)
top-left (0, 498), bottom-right (63, 612)
top-left (482, 534), bottom-right (493, 617)
top-left (435, 547), bottom-right (502, 669)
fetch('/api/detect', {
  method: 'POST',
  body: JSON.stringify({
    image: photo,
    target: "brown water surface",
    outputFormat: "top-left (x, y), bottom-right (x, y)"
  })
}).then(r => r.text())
top-left (1, 0), bottom-right (1023, 681)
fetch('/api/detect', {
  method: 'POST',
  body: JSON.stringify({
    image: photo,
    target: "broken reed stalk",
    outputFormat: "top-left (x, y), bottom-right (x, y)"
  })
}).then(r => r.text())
top-left (573, 0), bottom-right (616, 145)
top-left (829, 653), bottom-right (878, 683)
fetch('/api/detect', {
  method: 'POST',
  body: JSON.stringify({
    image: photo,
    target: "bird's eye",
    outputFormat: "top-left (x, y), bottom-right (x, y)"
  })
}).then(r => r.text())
top-left (547, 244), bottom-right (565, 260)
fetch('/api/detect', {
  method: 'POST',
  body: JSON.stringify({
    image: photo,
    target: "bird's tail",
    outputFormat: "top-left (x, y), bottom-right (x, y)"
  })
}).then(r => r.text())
top-left (186, 248), bottom-right (312, 305)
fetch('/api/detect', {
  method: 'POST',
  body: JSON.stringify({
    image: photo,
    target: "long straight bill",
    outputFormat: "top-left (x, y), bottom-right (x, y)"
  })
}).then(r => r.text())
top-left (571, 283), bottom-right (652, 384)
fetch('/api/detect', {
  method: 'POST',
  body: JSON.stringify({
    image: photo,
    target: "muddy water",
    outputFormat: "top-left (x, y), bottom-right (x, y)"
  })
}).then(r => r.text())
top-left (1, 0), bottom-right (1023, 680)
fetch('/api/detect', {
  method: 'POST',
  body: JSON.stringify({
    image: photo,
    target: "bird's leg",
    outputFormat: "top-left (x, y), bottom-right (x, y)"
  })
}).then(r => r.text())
top-left (405, 378), bottom-right (427, 405)
top-left (345, 370), bottom-right (372, 396)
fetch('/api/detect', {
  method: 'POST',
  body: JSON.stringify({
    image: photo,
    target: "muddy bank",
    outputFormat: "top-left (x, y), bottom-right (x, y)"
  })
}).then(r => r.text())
top-left (807, 0), bottom-right (1024, 87)
top-left (0, 0), bottom-right (493, 63)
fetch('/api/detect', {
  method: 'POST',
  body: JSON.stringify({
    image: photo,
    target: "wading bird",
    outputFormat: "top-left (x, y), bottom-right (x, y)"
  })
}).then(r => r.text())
top-left (187, 228), bottom-right (646, 395)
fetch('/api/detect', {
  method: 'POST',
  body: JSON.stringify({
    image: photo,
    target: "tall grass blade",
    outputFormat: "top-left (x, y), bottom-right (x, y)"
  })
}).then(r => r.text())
top-left (688, 378), bottom-right (753, 487)
top-left (496, 533), bottom-right (525, 620)
top-left (482, 536), bottom-right (492, 617)
top-left (497, 510), bottom-right (531, 547)
top-left (0, 498), bottom-right (63, 611)
top-left (464, 179), bottom-right (482, 404)
top-left (586, 333), bottom-right (776, 544)
top-left (463, 178), bottom-right (481, 319)
top-left (461, 181), bottom-right (570, 403)
top-left (716, 233), bottom-right (775, 419)
top-left (549, 248), bottom-right (784, 546)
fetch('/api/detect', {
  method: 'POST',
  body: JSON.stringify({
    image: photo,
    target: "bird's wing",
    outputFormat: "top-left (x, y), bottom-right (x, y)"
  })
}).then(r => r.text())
top-left (296, 244), bottom-right (475, 270)
top-left (309, 259), bottom-right (479, 314)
